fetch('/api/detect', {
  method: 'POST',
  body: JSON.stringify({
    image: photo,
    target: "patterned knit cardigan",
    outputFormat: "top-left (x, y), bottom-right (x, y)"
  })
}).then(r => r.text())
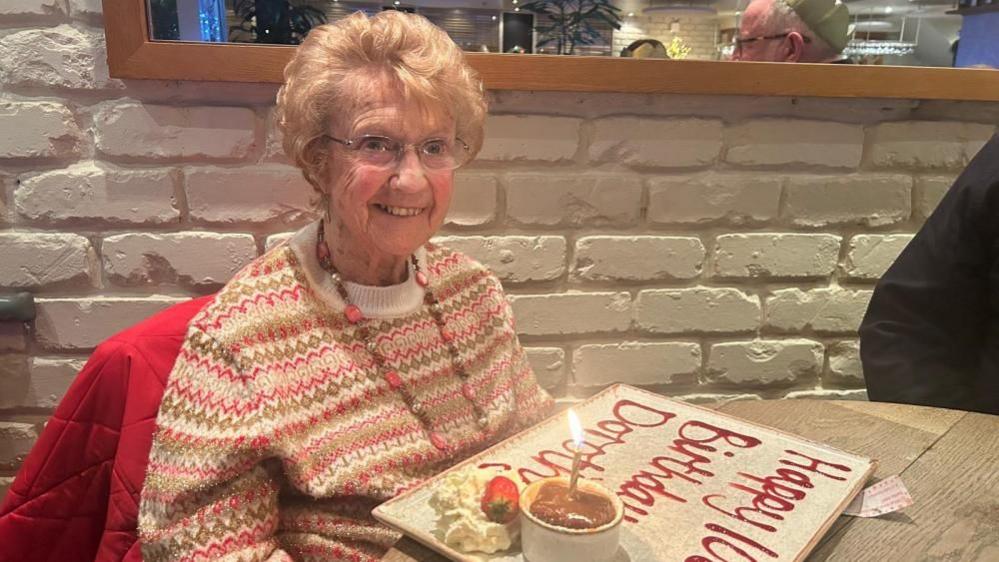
top-left (137, 228), bottom-right (554, 562)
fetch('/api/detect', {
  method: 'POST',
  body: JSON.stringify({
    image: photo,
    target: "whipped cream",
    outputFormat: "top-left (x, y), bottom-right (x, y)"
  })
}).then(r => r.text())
top-left (430, 466), bottom-right (519, 554)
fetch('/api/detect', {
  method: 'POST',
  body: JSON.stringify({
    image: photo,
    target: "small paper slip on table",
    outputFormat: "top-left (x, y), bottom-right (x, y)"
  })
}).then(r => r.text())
top-left (374, 384), bottom-right (877, 562)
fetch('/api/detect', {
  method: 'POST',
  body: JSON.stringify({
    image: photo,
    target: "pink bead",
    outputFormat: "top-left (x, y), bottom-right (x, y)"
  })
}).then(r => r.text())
top-left (462, 384), bottom-right (475, 401)
top-left (344, 304), bottom-right (364, 324)
top-left (441, 331), bottom-right (453, 343)
top-left (385, 371), bottom-right (403, 390)
top-left (317, 242), bottom-right (330, 261)
top-left (415, 270), bottom-right (429, 287)
top-left (429, 432), bottom-right (447, 451)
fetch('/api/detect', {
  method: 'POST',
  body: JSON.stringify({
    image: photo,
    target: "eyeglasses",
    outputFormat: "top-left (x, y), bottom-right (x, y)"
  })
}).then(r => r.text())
top-left (325, 134), bottom-right (471, 171)
top-left (734, 32), bottom-right (811, 49)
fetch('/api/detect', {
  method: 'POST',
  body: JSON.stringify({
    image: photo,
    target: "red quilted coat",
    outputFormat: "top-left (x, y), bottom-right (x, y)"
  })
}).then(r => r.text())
top-left (0, 296), bottom-right (213, 562)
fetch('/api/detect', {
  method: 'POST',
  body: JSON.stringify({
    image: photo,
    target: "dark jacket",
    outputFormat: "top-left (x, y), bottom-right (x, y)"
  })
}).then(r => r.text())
top-left (860, 134), bottom-right (999, 415)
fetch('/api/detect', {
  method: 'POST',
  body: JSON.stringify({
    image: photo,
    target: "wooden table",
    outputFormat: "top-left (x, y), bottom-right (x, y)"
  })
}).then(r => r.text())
top-left (382, 399), bottom-right (999, 562)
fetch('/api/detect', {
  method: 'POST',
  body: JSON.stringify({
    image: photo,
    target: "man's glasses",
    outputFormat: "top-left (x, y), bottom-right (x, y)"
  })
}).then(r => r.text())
top-left (325, 134), bottom-right (471, 171)
top-left (734, 32), bottom-right (811, 49)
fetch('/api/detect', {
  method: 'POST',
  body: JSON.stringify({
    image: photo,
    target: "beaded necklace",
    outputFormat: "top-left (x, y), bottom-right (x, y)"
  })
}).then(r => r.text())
top-left (315, 219), bottom-right (489, 453)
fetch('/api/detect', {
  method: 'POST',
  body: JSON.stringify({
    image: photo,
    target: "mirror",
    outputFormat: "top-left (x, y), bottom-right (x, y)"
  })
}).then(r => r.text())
top-left (144, 0), bottom-right (999, 69)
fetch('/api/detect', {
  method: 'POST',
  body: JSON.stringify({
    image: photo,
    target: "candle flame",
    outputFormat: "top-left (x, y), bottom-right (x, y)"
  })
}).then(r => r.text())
top-left (568, 408), bottom-right (584, 448)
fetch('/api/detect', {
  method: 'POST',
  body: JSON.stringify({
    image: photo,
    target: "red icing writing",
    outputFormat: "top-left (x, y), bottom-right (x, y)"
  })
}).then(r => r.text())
top-left (619, 421), bottom-right (763, 523)
top-left (780, 449), bottom-right (852, 481)
top-left (517, 399), bottom-right (675, 484)
top-left (684, 522), bottom-right (779, 562)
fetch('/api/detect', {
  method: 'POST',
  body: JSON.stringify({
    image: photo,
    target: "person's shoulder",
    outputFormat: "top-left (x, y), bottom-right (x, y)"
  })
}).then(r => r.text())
top-left (188, 244), bottom-right (310, 345)
top-left (425, 241), bottom-right (501, 289)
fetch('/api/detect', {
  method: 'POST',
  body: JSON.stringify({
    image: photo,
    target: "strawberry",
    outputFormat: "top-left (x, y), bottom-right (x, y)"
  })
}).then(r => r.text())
top-left (480, 475), bottom-right (520, 524)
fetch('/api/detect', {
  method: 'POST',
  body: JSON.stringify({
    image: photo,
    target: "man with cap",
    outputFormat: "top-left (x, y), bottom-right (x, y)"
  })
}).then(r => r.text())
top-left (732, 0), bottom-right (850, 63)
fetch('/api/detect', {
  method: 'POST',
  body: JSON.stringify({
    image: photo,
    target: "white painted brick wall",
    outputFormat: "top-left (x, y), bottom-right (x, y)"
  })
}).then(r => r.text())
top-left (713, 233), bottom-right (841, 279)
top-left (725, 120), bottom-right (863, 168)
top-left (843, 235), bottom-right (914, 280)
top-left (636, 288), bottom-right (760, 334)
top-left (0, 101), bottom-right (81, 159)
top-left (574, 236), bottom-right (704, 281)
top-left (783, 174), bottom-right (912, 228)
top-left (506, 174), bottom-right (642, 226)
top-left (103, 232), bottom-right (258, 288)
top-left (590, 117), bottom-right (722, 168)
top-left (573, 342), bottom-right (701, 387)
top-left (766, 288), bottom-right (873, 334)
top-left (93, 103), bottom-right (257, 160)
top-left (0, 232), bottom-right (98, 289)
top-left (708, 339), bottom-right (824, 385)
top-left (433, 235), bottom-right (566, 283)
top-left (648, 173), bottom-right (781, 225)
top-left (17, 162), bottom-right (179, 225)
top-left (2, 1), bottom-right (998, 476)
top-left (510, 292), bottom-right (632, 336)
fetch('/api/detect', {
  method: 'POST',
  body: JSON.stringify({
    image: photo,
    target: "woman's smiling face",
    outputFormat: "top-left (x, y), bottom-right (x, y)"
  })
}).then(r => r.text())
top-left (324, 88), bottom-right (456, 262)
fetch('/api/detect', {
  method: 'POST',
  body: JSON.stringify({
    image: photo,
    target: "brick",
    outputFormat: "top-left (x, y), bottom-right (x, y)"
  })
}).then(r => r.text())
top-left (433, 236), bottom-right (565, 283)
top-left (0, 101), bottom-right (81, 160)
top-left (783, 174), bottom-right (911, 228)
top-left (0, 233), bottom-right (97, 289)
top-left (708, 339), bottom-right (823, 385)
top-left (766, 288), bottom-right (873, 334)
top-left (827, 341), bottom-right (862, 382)
top-left (94, 103), bottom-right (256, 160)
top-left (0, 356), bottom-right (83, 409)
top-left (185, 165), bottom-right (315, 225)
top-left (648, 173), bottom-right (781, 225)
top-left (0, 324), bottom-right (26, 352)
top-left (914, 176), bottom-right (954, 219)
top-left (573, 236), bottom-right (704, 281)
top-left (843, 235), bottom-right (913, 280)
top-left (446, 173), bottom-right (496, 226)
top-left (0, 0), bottom-right (65, 17)
top-left (590, 117), bottom-right (722, 168)
top-left (636, 288), bottom-right (760, 334)
top-left (0, 421), bottom-right (37, 467)
top-left (506, 174), bottom-right (642, 226)
top-left (713, 233), bottom-right (841, 279)
top-left (573, 342), bottom-right (700, 387)
top-left (17, 162), bottom-right (179, 225)
top-left (510, 292), bottom-right (632, 336)
top-left (525, 347), bottom-right (566, 390)
top-left (477, 115), bottom-right (580, 161)
top-left (866, 121), bottom-right (996, 170)
top-left (0, 25), bottom-right (114, 90)
top-left (784, 388), bottom-right (868, 401)
top-left (34, 296), bottom-right (185, 350)
top-left (103, 232), bottom-right (258, 288)
top-left (726, 120), bottom-right (863, 168)
top-left (0, 354), bottom-right (28, 408)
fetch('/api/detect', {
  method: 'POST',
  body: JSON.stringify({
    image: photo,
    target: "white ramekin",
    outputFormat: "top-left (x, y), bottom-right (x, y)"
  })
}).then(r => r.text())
top-left (519, 476), bottom-right (624, 562)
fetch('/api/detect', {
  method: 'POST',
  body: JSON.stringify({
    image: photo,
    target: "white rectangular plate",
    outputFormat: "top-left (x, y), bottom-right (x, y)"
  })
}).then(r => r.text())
top-left (374, 385), bottom-right (877, 562)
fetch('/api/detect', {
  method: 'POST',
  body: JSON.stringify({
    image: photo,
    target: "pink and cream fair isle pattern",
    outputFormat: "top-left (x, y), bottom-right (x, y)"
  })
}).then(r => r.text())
top-left (138, 237), bottom-right (554, 562)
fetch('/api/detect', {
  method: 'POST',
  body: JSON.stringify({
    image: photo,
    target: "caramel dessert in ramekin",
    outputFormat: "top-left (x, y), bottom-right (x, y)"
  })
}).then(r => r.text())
top-left (519, 476), bottom-right (624, 562)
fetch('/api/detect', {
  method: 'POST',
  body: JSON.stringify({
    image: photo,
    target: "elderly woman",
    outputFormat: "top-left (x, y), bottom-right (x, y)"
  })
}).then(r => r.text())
top-left (137, 11), bottom-right (553, 562)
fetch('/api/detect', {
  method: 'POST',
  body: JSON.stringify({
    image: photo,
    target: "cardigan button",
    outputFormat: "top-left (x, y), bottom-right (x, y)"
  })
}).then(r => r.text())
top-left (385, 371), bottom-right (403, 390)
top-left (461, 384), bottom-right (475, 401)
top-left (344, 305), bottom-right (364, 324)
top-left (429, 432), bottom-right (447, 451)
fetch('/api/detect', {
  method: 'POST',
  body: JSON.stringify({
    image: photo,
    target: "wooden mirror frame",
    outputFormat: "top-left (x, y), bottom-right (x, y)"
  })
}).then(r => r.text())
top-left (103, 0), bottom-right (999, 101)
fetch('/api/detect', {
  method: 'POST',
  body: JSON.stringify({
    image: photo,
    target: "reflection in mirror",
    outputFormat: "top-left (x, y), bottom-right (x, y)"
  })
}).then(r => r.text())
top-left (146, 0), bottom-right (998, 68)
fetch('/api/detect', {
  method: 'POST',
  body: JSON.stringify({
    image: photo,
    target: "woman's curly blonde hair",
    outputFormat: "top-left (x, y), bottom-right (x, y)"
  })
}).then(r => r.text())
top-left (275, 11), bottom-right (488, 194)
